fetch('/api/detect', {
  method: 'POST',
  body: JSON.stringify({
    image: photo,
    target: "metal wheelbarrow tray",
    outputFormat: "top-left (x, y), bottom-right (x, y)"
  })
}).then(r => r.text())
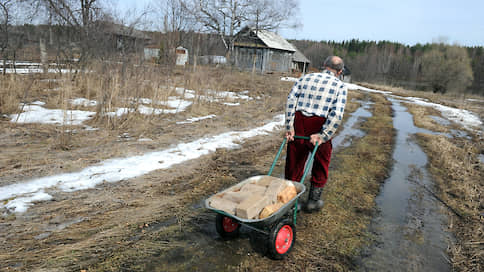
top-left (204, 136), bottom-right (318, 259)
top-left (205, 175), bottom-right (306, 228)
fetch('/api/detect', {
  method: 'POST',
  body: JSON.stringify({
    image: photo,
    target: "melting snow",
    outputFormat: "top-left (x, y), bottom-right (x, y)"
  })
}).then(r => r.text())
top-left (398, 96), bottom-right (483, 131)
top-left (71, 98), bottom-right (98, 107)
top-left (346, 83), bottom-right (392, 94)
top-left (10, 104), bottom-right (96, 125)
top-left (0, 114), bottom-right (284, 213)
top-left (176, 114), bottom-right (216, 124)
top-left (346, 84), bottom-right (482, 132)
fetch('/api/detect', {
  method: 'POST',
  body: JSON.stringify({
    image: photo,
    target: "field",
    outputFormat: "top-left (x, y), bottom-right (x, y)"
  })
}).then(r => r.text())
top-left (0, 64), bottom-right (482, 271)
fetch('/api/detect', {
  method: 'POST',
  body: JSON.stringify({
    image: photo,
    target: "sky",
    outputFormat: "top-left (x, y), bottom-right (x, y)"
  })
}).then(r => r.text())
top-left (116, 0), bottom-right (484, 47)
top-left (280, 0), bottom-right (484, 46)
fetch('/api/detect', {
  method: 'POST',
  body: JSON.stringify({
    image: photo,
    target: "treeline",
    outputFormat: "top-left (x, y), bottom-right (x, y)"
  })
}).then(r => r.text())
top-left (291, 39), bottom-right (484, 95)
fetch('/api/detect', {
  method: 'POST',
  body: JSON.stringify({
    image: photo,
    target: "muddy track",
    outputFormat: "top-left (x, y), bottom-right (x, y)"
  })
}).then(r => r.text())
top-left (1, 91), bottom-right (395, 272)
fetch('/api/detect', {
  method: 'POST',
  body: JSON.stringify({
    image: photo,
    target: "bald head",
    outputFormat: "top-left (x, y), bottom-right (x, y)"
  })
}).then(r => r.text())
top-left (323, 56), bottom-right (344, 73)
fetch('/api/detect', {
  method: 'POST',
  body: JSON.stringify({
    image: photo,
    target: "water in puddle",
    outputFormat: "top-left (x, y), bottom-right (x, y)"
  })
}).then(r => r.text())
top-left (358, 98), bottom-right (452, 271)
top-left (429, 115), bottom-right (451, 126)
top-left (332, 99), bottom-right (373, 150)
top-left (143, 212), bottom-right (266, 271)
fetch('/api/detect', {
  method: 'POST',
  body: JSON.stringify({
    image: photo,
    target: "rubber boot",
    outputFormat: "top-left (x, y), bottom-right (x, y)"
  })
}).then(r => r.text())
top-left (305, 184), bottom-right (324, 212)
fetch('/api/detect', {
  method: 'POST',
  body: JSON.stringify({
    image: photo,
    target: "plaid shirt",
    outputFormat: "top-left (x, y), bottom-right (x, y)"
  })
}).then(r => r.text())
top-left (285, 70), bottom-right (348, 142)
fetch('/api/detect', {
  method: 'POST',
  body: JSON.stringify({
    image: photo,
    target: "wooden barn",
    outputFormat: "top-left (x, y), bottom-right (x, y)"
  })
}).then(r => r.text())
top-left (233, 27), bottom-right (297, 73)
top-left (292, 48), bottom-right (311, 74)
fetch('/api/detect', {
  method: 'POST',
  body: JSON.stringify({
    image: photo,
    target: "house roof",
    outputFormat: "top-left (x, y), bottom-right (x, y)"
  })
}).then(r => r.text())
top-left (95, 21), bottom-right (150, 40)
top-left (292, 48), bottom-right (311, 63)
top-left (254, 28), bottom-right (296, 52)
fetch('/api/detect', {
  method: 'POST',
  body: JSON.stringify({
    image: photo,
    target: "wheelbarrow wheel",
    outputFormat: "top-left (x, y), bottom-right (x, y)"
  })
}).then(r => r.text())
top-left (215, 214), bottom-right (240, 239)
top-left (268, 219), bottom-right (295, 259)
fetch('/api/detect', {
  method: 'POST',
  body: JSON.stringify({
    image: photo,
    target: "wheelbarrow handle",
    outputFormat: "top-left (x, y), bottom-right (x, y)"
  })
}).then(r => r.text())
top-left (267, 135), bottom-right (319, 226)
top-left (267, 136), bottom-right (319, 181)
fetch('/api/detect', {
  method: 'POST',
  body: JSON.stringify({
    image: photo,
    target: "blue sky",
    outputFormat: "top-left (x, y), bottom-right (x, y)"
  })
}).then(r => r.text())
top-left (117, 0), bottom-right (484, 46)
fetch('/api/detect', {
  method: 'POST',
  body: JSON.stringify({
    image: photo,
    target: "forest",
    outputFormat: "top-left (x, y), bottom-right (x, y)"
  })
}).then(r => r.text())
top-left (292, 39), bottom-right (484, 95)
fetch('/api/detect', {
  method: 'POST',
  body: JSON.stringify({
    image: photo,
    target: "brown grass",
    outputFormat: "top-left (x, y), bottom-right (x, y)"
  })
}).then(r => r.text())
top-left (1, 68), bottom-right (397, 271)
top-left (404, 103), bottom-right (450, 133)
top-left (416, 133), bottom-right (483, 271)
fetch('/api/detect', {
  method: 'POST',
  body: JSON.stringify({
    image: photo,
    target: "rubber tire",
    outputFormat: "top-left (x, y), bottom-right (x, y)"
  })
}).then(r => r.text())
top-left (268, 219), bottom-right (296, 260)
top-left (215, 214), bottom-right (240, 239)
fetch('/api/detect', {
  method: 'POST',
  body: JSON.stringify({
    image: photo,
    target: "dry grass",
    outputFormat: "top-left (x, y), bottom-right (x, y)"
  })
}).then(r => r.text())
top-left (0, 62), bottom-right (292, 182)
top-left (404, 103), bottom-right (450, 133)
top-left (1, 68), bottom-right (397, 271)
top-left (417, 133), bottom-right (483, 271)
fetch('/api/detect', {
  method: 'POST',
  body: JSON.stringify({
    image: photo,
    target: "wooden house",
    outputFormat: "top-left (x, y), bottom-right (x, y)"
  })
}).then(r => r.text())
top-left (292, 48), bottom-right (311, 74)
top-left (233, 27), bottom-right (297, 73)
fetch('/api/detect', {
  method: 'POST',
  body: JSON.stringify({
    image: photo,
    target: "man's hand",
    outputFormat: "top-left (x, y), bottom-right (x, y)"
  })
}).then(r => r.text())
top-left (310, 134), bottom-right (323, 146)
top-left (286, 131), bottom-right (295, 142)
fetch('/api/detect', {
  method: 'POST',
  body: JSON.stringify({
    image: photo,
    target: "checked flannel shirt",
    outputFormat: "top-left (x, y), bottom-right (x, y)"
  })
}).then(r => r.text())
top-left (285, 70), bottom-right (348, 143)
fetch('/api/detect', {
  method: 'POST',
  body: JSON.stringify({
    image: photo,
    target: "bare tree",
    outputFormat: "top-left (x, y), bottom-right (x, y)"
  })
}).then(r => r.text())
top-left (155, 0), bottom-right (191, 64)
top-left (0, 0), bottom-right (12, 74)
top-left (28, 0), bottom-right (107, 62)
top-left (182, 0), bottom-right (300, 57)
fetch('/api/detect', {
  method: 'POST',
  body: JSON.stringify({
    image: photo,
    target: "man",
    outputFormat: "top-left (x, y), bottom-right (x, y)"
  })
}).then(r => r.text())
top-left (285, 55), bottom-right (348, 212)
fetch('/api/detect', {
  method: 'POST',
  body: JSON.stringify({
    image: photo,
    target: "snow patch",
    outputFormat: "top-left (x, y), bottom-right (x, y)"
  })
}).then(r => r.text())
top-left (10, 104), bottom-right (95, 125)
top-left (4, 191), bottom-right (53, 213)
top-left (176, 114), bottom-right (216, 124)
top-left (71, 98), bottom-right (98, 107)
top-left (0, 114), bottom-right (284, 213)
top-left (346, 83), bottom-right (392, 94)
top-left (399, 96), bottom-right (483, 131)
top-left (280, 76), bottom-right (298, 82)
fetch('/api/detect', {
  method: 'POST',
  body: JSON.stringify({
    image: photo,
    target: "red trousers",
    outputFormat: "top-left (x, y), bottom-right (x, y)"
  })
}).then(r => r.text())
top-left (285, 111), bottom-right (332, 188)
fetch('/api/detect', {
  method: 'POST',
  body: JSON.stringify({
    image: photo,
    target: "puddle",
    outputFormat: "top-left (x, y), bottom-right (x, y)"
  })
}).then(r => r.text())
top-left (332, 99), bottom-right (373, 150)
top-left (428, 116), bottom-right (471, 139)
top-left (35, 216), bottom-right (87, 240)
top-left (357, 98), bottom-right (452, 271)
top-left (429, 115), bottom-right (451, 126)
top-left (143, 212), bottom-right (267, 271)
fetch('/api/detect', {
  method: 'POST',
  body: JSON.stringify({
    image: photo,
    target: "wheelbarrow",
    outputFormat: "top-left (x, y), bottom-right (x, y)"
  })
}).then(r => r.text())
top-left (205, 136), bottom-right (318, 259)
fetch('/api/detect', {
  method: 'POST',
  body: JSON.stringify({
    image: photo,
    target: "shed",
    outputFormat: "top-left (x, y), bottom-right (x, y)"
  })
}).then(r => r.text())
top-left (98, 21), bottom-right (150, 54)
top-left (291, 48), bottom-right (311, 74)
top-left (175, 46), bottom-right (188, 66)
top-left (233, 27), bottom-right (296, 73)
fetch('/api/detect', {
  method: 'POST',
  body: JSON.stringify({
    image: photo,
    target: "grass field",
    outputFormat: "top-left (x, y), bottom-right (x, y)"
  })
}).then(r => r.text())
top-left (0, 64), bottom-right (482, 271)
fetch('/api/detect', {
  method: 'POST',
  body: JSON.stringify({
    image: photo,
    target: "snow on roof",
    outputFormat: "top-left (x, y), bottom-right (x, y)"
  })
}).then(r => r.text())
top-left (253, 28), bottom-right (296, 52)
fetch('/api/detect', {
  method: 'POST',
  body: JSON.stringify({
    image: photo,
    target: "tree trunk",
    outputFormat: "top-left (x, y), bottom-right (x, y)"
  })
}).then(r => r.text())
top-left (40, 38), bottom-right (48, 74)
